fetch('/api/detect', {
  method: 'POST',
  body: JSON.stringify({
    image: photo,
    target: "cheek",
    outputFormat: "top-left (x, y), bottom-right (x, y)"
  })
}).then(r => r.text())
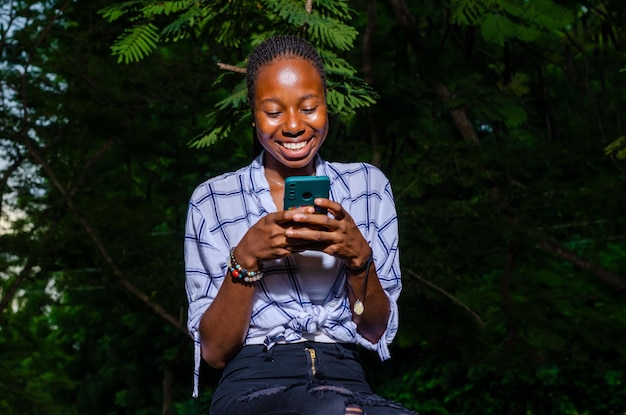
top-left (255, 119), bottom-right (280, 139)
top-left (314, 115), bottom-right (329, 136)
top-left (256, 129), bottom-right (271, 143)
top-left (309, 109), bottom-right (328, 131)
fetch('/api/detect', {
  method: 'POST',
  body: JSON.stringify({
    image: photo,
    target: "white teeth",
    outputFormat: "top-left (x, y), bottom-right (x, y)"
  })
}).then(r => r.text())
top-left (282, 141), bottom-right (307, 150)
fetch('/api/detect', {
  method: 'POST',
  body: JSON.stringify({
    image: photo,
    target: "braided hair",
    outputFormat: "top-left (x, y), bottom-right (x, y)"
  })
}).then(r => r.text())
top-left (246, 35), bottom-right (326, 108)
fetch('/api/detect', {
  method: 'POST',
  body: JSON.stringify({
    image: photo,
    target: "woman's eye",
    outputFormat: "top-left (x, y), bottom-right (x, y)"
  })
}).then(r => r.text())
top-left (265, 111), bottom-right (281, 118)
top-left (302, 107), bottom-right (316, 114)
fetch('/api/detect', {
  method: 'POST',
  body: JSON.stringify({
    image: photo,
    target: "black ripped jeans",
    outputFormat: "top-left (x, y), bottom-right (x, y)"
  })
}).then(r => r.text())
top-left (209, 342), bottom-right (417, 415)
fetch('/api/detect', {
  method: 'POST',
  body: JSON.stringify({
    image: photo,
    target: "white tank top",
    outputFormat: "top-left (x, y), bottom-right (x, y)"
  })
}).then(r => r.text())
top-left (292, 250), bottom-right (341, 304)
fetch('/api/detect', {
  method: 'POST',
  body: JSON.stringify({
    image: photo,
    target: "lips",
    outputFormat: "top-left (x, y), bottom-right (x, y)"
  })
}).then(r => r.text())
top-left (281, 140), bottom-right (308, 151)
top-left (278, 137), bottom-right (314, 157)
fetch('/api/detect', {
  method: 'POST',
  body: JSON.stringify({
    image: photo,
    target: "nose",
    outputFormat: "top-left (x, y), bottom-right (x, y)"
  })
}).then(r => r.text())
top-left (283, 109), bottom-right (305, 137)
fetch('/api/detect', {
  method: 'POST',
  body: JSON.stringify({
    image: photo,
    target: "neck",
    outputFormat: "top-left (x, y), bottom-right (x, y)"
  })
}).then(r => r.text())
top-left (266, 173), bottom-right (284, 187)
top-left (263, 154), bottom-right (316, 180)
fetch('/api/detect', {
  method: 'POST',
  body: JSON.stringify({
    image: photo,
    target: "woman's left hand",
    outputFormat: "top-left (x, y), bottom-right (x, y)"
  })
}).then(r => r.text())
top-left (285, 198), bottom-right (371, 269)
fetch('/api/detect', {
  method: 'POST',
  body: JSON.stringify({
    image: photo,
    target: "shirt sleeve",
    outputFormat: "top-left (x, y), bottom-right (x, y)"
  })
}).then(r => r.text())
top-left (352, 167), bottom-right (402, 360)
top-left (184, 197), bottom-right (229, 397)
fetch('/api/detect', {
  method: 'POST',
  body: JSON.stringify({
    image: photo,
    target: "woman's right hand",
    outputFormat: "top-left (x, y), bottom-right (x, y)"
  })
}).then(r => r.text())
top-left (233, 206), bottom-right (315, 270)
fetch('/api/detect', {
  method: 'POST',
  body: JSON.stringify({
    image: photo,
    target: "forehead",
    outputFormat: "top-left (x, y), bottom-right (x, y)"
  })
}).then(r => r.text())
top-left (255, 56), bottom-right (323, 91)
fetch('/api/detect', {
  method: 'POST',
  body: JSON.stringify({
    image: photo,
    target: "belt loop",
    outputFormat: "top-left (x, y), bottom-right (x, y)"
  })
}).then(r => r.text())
top-left (334, 343), bottom-right (346, 360)
top-left (263, 344), bottom-right (276, 361)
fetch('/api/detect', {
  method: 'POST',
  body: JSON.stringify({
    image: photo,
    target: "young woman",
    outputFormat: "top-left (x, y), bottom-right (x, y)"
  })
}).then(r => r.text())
top-left (185, 35), bottom-right (415, 415)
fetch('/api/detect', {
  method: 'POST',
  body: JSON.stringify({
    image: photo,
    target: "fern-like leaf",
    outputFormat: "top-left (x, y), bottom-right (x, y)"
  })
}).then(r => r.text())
top-left (160, 4), bottom-right (204, 42)
top-left (189, 124), bottom-right (231, 149)
top-left (605, 136), bottom-right (626, 160)
top-left (305, 13), bottom-right (358, 51)
top-left (140, 0), bottom-right (194, 17)
top-left (189, 109), bottom-right (251, 149)
top-left (314, 0), bottom-right (353, 19)
top-left (99, 1), bottom-right (143, 23)
top-left (452, 0), bottom-right (572, 40)
top-left (262, 0), bottom-right (357, 50)
top-left (319, 50), bottom-right (357, 77)
top-left (215, 81), bottom-right (248, 110)
top-left (111, 23), bottom-right (160, 64)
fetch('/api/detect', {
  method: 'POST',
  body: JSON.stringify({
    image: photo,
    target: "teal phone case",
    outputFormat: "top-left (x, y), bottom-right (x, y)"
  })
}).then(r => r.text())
top-left (283, 176), bottom-right (330, 213)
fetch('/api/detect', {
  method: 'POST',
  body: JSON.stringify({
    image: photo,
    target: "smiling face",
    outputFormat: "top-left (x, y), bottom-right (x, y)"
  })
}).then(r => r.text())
top-left (253, 56), bottom-right (328, 178)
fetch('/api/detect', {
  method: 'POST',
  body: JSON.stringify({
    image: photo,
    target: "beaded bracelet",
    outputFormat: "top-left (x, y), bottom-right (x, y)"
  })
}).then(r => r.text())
top-left (228, 247), bottom-right (264, 282)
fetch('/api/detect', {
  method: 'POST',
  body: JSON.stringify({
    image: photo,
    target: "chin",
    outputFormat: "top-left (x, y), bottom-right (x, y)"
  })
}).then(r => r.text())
top-left (282, 158), bottom-right (315, 171)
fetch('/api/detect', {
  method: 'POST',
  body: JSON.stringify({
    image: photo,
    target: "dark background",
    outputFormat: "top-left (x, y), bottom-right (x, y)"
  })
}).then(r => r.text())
top-left (1, 1), bottom-right (625, 414)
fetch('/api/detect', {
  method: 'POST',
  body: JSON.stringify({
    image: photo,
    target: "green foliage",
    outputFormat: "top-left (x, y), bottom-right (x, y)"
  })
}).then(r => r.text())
top-left (99, 0), bottom-right (376, 147)
top-left (451, 0), bottom-right (572, 45)
top-left (605, 136), bottom-right (626, 159)
top-left (188, 49), bottom-right (378, 148)
top-left (380, 362), bottom-right (626, 414)
top-left (187, 77), bottom-right (250, 149)
top-left (0, 292), bottom-right (79, 414)
top-left (1, 0), bottom-right (231, 412)
top-left (110, 23), bottom-right (160, 64)
top-left (263, 0), bottom-right (358, 50)
top-left (2, 0), bottom-right (626, 414)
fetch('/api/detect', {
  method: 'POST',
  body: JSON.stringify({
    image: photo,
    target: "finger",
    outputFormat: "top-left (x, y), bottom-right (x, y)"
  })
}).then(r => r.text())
top-left (286, 226), bottom-right (338, 244)
top-left (285, 236), bottom-right (316, 247)
top-left (282, 206), bottom-right (315, 221)
top-left (274, 207), bottom-right (309, 226)
top-left (284, 235), bottom-right (320, 252)
top-left (266, 210), bottom-right (290, 226)
top-left (285, 239), bottom-right (331, 253)
top-left (291, 212), bottom-right (336, 232)
top-left (315, 198), bottom-right (346, 220)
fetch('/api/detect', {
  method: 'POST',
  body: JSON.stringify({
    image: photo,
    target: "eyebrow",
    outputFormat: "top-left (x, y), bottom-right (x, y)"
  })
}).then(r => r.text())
top-left (259, 93), bottom-right (320, 105)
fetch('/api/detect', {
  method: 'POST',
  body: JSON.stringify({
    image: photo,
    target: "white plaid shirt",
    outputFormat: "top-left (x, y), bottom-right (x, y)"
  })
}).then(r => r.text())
top-left (185, 153), bottom-right (402, 396)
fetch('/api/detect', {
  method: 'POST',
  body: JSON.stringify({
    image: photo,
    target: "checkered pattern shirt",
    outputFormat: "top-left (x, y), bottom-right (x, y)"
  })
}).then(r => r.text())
top-left (185, 153), bottom-right (402, 396)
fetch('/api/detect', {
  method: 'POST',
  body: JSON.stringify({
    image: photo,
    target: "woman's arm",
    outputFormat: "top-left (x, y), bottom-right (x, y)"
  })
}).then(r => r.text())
top-left (192, 208), bottom-right (312, 368)
top-left (345, 253), bottom-right (391, 343)
top-left (197, 245), bottom-right (257, 368)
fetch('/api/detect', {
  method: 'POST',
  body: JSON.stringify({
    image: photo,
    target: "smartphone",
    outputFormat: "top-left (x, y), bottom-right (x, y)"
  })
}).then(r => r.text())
top-left (283, 175), bottom-right (330, 214)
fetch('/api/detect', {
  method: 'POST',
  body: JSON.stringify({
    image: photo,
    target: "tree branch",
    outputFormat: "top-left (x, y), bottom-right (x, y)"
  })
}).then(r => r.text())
top-left (217, 62), bottom-right (246, 74)
top-left (404, 267), bottom-right (485, 326)
top-left (432, 82), bottom-right (481, 144)
top-left (496, 187), bottom-right (626, 291)
top-left (536, 238), bottom-right (626, 291)
top-left (21, 136), bottom-right (187, 334)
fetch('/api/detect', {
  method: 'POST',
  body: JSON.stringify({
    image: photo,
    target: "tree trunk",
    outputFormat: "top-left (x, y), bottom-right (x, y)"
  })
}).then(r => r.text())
top-left (363, 0), bottom-right (382, 167)
top-left (387, 0), bottom-right (480, 144)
